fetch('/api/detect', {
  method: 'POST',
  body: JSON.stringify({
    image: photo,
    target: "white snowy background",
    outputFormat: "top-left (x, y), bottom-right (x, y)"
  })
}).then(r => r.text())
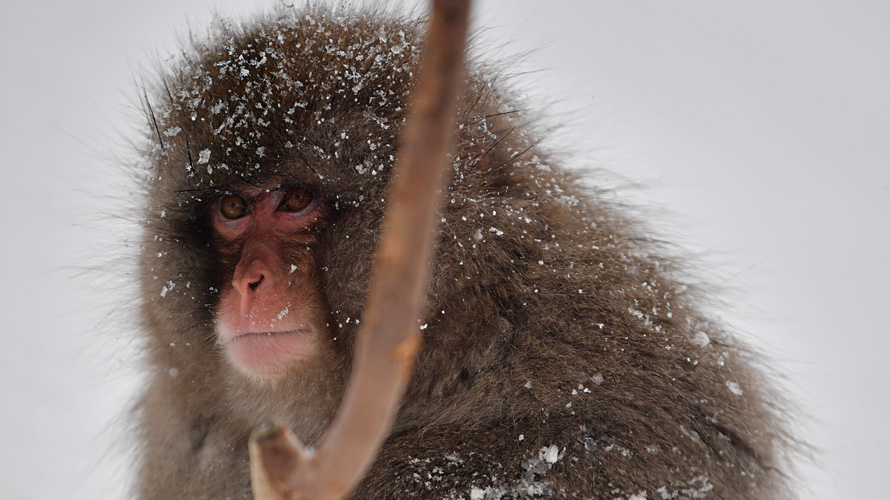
top-left (1, 0), bottom-right (887, 498)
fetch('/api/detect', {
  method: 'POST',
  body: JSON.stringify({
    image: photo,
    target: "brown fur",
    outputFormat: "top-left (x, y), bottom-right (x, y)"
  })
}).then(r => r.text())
top-left (135, 5), bottom-right (792, 499)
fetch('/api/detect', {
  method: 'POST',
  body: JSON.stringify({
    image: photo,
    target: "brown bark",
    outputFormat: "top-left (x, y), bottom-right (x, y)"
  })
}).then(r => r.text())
top-left (247, 1), bottom-right (472, 499)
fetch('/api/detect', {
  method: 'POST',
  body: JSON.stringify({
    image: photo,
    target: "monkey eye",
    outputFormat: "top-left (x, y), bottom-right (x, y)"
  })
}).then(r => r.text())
top-left (219, 195), bottom-right (248, 220)
top-left (281, 187), bottom-right (314, 213)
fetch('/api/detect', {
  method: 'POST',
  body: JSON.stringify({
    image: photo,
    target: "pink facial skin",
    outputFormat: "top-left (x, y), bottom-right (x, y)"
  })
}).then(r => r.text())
top-left (212, 185), bottom-right (327, 379)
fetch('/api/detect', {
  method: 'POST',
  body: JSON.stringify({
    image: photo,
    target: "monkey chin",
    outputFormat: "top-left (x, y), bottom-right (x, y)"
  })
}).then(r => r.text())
top-left (217, 325), bottom-right (318, 380)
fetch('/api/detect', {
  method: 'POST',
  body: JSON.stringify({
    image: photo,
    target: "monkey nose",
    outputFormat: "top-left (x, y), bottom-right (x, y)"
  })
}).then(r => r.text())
top-left (233, 270), bottom-right (268, 298)
top-left (232, 272), bottom-right (268, 316)
top-left (248, 275), bottom-right (264, 291)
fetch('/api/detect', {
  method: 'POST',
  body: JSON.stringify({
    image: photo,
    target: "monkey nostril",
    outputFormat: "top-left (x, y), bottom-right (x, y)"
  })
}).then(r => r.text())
top-left (248, 274), bottom-right (264, 291)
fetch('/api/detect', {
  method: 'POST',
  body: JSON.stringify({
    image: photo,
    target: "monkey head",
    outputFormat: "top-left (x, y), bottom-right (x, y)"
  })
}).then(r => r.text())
top-left (137, 10), bottom-right (425, 417)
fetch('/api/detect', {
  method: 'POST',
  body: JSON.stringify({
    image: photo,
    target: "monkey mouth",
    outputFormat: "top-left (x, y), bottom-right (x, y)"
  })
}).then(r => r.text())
top-left (230, 329), bottom-right (304, 341)
top-left (220, 327), bottom-right (315, 377)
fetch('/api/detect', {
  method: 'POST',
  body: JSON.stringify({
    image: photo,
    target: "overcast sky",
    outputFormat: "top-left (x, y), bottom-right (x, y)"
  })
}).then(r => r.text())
top-left (1, 1), bottom-right (887, 498)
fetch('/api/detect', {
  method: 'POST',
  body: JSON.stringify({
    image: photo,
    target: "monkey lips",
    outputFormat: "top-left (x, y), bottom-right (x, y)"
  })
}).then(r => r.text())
top-left (216, 312), bottom-right (320, 378)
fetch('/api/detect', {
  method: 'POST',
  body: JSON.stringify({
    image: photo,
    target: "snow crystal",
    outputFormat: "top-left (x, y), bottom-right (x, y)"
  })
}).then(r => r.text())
top-left (693, 331), bottom-right (710, 347)
top-left (590, 373), bottom-right (603, 385)
top-left (277, 306), bottom-right (290, 321)
top-left (197, 149), bottom-right (211, 164)
top-left (470, 486), bottom-right (486, 500)
top-left (656, 476), bottom-right (714, 499)
top-left (726, 381), bottom-right (743, 396)
top-left (160, 280), bottom-right (175, 298)
top-left (540, 444), bottom-right (559, 464)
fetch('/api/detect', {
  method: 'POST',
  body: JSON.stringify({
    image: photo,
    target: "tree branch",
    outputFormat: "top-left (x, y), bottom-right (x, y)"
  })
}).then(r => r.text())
top-left (248, 1), bottom-right (472, 499)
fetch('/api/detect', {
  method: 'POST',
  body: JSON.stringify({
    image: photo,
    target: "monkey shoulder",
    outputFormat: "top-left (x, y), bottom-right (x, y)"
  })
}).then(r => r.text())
top-left (353, 412), bottom-right (779, 500)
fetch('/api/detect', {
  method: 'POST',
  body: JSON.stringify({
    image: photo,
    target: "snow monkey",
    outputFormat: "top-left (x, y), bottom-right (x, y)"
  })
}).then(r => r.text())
top-left (134, 5), bottom-right (793, 499)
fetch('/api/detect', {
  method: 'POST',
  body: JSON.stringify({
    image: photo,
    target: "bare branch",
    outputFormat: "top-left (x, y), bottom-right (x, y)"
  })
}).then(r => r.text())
top-left (249, 424), bottom-right (305, 500)
top-left (248, 1), bottom-right (472, 499)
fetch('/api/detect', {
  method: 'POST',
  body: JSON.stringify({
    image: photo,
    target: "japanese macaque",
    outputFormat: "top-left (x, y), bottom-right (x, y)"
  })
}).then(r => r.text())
top-left (135, 5), bottom-right (792, 499)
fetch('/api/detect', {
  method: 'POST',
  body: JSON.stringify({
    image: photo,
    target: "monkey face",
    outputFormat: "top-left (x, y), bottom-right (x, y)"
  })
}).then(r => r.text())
top-left (210, 183), bottom-right (331, 380)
